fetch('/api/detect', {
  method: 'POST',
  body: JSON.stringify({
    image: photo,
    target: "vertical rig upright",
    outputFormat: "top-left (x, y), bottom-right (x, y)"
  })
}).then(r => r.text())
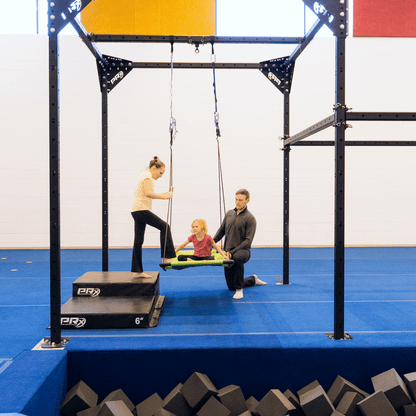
top-left (48, 26), bottom-right (61, 346)
top-left (283, 91), bottom-right (290, 285)
top-left (102, 87), bottom-right (109, 272)
top-left (47, 0), bottom-right (94, 346)
top-left (48, 1), bottom-right (62, 346)
top-left (334, 36), bottom-right (347, 339)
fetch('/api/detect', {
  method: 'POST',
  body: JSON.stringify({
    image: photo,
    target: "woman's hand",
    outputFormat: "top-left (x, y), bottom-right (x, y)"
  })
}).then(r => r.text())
top-left (164, 187), bottom-right (174, 199)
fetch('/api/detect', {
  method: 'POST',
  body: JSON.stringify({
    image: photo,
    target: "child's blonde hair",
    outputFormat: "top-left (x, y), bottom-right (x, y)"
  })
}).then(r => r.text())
top-left (192, 219), bottom-right (208, 236)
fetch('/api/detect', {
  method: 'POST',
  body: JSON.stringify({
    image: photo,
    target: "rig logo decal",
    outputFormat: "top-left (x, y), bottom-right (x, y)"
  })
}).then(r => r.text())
top-left (110, 71), bottom-right (124, 85)
top-left (61, 317), bottom-right (87, 328)
top-left (68, 0), bottom-right (82, 13)
top-left (77, 287), bottom-right (101, 297)
top-left (268, 72), bottom-right (282, 85)
top-left (313, 2), bottom-right (334, 23)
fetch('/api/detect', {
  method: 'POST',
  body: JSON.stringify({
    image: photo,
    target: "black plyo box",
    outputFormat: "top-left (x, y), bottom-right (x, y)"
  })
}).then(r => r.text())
top-left (60, 296), bottom-right (163, 329)
top-left (73, 271), bottom-right (159, 298)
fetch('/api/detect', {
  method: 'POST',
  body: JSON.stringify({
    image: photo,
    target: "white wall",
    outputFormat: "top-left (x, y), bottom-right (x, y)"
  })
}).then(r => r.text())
top-left (0, 35), bottom-right (415, 248)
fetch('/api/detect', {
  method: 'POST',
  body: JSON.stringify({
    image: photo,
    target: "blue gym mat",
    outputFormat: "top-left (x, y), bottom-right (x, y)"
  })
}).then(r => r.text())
top-left (1, 247), bottom-right (416, 360)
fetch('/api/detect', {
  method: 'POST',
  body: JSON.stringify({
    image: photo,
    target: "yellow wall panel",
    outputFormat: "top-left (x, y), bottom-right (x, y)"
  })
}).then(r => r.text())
top-left (81, 0), bottom-right (216, 35)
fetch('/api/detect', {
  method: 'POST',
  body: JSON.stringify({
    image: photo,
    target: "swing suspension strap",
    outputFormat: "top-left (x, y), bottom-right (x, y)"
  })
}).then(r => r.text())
top-left (211, 44), bottom-right (227, 227)
top-left (164, 43), bottom-right (176, 258)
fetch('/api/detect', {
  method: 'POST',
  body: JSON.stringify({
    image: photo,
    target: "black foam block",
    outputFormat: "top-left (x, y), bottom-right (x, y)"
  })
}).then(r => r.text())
top-left (77, 405), bottom-right (101, 416)
top-left (357, 391), bottom-right (398, 416)
top-left (61, 380), bottom-right (98, 416)
top-left (217, 385), bottom-right (247, 416)
top-left (100, 389), bottom-right (135, 413)
top-left (404, 372), bottom-right (416, 402)
top-left (327, 375), bottom-right (369, 408)
top-left (297, 381), bottom-right (321, 399)
top-left (135, 392), bottom-right (163, 416)
top-left (163, 383), bottom-right (192, 416)
top-left (371, 368), bottom-right (412, 409)
top-left (196, 396), bottom-right (231, 416)
top-left (299, 385), bottom-right (335, 416)
top-left (97, 400), bottom-right (133, 416)
top-left (335, 391), bottom-right (363, 416)
top-left (239, 412), bottom-right (253, 416)
top-left (181, 372), bottom-right (217, 411)
top-left (256, 389), bottom-right (296, 416)
top-left (398, 404), bottom-right (416, 416)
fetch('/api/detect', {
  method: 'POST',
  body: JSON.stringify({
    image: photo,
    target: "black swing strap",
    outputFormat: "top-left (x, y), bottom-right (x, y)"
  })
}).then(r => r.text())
top-left (163, 42), bottom-right (176, 258)
top-left (211, 43), bottom-right (227, 226)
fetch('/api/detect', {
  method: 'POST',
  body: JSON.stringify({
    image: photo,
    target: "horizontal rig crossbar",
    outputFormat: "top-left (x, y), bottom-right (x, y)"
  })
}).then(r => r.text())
top-left (90, 34), bottom-right (303, 44)
top-left (347, 112), bottom-right (416, 121)
top-left (292, 141), bottom-right (416, 146)
top-left (284, 114), bottom-right (335, 145)
top-left (132, 62), bottom-right (261, 69)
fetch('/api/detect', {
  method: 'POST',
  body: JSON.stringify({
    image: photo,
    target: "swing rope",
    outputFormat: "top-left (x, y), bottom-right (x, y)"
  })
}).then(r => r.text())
top-left (163, 42), bottom-right (176, 259)
top-left (211, 43), bottom-right (227, 228)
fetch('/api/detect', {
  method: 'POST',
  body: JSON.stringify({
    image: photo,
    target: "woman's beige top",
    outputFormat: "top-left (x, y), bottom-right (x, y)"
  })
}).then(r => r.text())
top-left (132, 170), bottom-right (154, 212)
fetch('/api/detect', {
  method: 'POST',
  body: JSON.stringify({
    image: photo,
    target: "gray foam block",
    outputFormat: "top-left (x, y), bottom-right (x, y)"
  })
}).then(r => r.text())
top-left (335, 391), bottom-right (363, 416)
top-left (217, 385), bottom-right (248, 416)
top-left (327, 375), bottom-right (369, 408)
top-left (100, 389), bottom-right (135, 413)
top-left (284, 389), bottom-right (305, 416)
top-left (297, 381), bottom-right (321, 399)
top-left (196, 396), bottom-right (231, 416)
top-left (181, 372), bottom-right (218, 411)
top-left (256, 389), bottom-right (296, 416)
top-left (246, 396), bottom-right (260, 416)
top-left (163, 383), bottom-right (192, 416)
top-left (299, 385), bottom-right (335, 416)
top-left (97, 400), bottom-right (133, 416)
top-left (330, 412), bottom-right (344, 416)
top-left (371, 368), bottom-right (412, 409)
top-left (357, 391), bottom-right (398, 416)
top-left (135, 392), bottom-right (163, 416)
top-left (154, 409), bottom-right (177, 416)
top-left (77, 405), bottom-right (101, 416)
top-left (404, 372), bottom-right (416, 402)
top-left (61, 380), bottom-right (99, 416)
top-left (398, 403), bottom-right (416, 416)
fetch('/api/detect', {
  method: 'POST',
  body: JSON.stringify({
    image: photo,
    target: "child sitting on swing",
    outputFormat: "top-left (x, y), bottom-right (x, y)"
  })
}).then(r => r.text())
top-left (176, 219), bottom-right (228, 262)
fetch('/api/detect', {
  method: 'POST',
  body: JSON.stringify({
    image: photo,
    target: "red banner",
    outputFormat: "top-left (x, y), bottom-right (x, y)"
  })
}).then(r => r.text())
top-left (354, 0), bottom-right (416, 37)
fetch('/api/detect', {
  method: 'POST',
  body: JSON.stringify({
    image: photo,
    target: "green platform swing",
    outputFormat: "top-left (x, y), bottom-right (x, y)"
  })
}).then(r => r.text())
top-left (159, 43), bottom-right (233, 272)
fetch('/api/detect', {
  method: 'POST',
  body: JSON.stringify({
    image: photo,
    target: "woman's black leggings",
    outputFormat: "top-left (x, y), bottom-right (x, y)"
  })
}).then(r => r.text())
top-left (131, 210), bottom-right (176, 273)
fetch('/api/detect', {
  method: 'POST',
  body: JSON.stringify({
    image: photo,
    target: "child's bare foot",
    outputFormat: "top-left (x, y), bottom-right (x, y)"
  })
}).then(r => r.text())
top-left (133, 272), bottom-right (152, 279)
top-left (163, 258), bottom-right (172, 264)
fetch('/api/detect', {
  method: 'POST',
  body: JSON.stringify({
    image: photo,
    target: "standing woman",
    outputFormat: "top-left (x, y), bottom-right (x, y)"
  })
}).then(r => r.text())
top-left (131, 156), bottom-right (176, 278)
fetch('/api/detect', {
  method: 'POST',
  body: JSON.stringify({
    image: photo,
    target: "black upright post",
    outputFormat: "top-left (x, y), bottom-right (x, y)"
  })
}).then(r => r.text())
top-left (334, 36), bottom-right (346, 339)
top-left (49, 30), bottom-right (61, 345)
top-left (283, 90), bottom-right (290, 284)
top-left (102, 89), bottom-right (109, 271)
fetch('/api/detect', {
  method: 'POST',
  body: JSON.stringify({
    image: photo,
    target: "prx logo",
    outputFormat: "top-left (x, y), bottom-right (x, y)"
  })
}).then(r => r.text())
top-left (77, 287), bottom-right (101, 297)
top-left (68, 0), bottom-right (82, 14)
top-left (268, 72), bottom-right (282, 85)
top-left (61, 0), bottom-right (82, 20)
top-left (61, 317), bottom-right (86, 328)
top-left (110, 71), bottom-right (124, 85)
top-left (313, 2), bottom-right (335, 23)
